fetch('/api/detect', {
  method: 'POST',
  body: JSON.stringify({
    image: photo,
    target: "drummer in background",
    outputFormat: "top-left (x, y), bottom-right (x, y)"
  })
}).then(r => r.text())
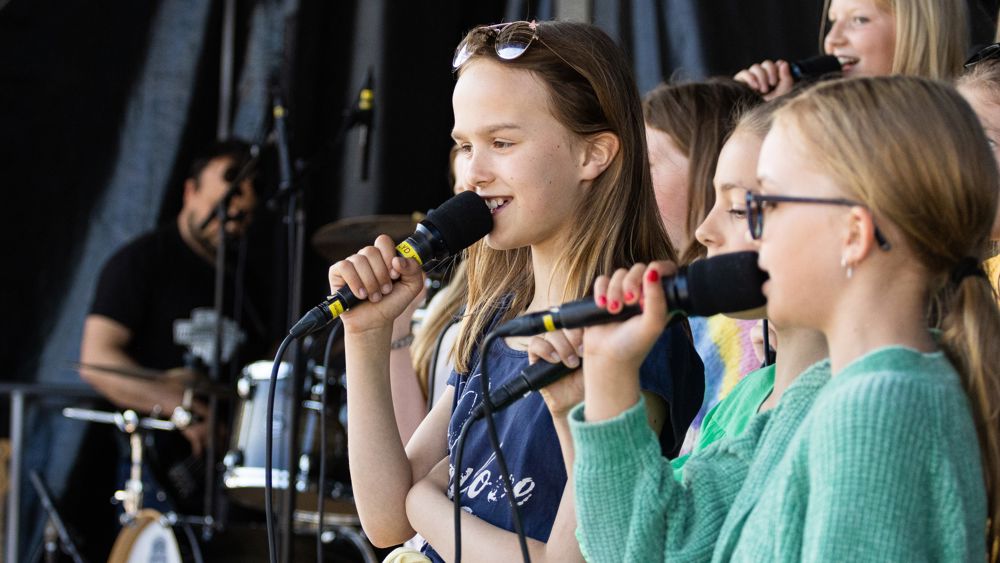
top-left (79, 139), bottom-right (268, 511)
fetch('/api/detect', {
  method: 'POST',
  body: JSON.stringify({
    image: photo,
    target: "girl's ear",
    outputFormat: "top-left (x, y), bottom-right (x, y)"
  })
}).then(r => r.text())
top-left (842, 205), bottom-right (878, 266)
top-left (580, 132), bottom-right (620, 181)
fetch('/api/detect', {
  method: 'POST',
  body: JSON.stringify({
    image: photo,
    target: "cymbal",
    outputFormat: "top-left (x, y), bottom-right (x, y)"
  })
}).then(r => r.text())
top-left (73, 362), bottom-right (235, 398)
top-left (311, 213), bottom-right (422, 263)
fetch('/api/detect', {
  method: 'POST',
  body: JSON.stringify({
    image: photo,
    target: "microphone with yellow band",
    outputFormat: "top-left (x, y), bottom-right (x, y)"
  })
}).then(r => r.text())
top-left (289, 191), bottom-right (492, 338)
top-left (491, 251), bottom-right (768, 338)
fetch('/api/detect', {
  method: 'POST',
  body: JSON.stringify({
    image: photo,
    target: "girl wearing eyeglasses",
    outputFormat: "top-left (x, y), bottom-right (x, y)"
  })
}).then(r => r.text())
top-left (330, 20), bottom-right (702, 562)
top-left (958, 55), bottom-right (1000, 302)
top-left (735, 0), bottom-right (968, 100)
top-left (571, 76), bottom-right (998, 561)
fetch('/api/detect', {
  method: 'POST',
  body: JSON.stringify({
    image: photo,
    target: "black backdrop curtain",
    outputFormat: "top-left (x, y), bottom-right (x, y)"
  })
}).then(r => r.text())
top-left (1, 0), bottom-right (997, 559)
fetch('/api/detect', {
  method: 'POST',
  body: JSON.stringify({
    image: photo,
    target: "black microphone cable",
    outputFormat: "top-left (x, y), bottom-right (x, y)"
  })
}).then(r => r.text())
top-left (761, 319), bottom-right (776, 367)
top-left (317, 320), bottom-right (343, 563)
top-left (265, 331), bottom-right (297, 563)
top-left (452, 331), bottom-right (531, 563)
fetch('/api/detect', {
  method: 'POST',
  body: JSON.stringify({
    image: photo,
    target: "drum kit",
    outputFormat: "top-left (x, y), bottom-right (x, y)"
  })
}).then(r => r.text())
top-left (61, 216), bottom-right (426, 563)
top-left (67, 359), bottom-right (373, 563)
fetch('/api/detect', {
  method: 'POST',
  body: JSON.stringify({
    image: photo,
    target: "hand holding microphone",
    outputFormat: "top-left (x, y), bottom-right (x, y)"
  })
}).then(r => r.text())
top-left (580, 261), bottom-right (679, 422)
top-left (734, 54), bottom-right (841, 100)
top-left (291, 191), bottom-right (492, 338)
top-left (527, 328), bottom-right (585, 419)
top-left (471, 252), bottom-right (767, 418)
top-left (327, 235), bottom-right (428, 334)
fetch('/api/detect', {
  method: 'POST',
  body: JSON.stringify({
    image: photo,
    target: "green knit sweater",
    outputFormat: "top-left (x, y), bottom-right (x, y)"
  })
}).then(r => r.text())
top-left (570, 348), bottom-right (987, 562)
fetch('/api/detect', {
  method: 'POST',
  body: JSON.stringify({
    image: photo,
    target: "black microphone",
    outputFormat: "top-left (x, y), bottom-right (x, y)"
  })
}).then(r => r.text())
top-left (357, 68), bottom-right (374, 181)
top-left (471, 360), bottom-right (572, 420)
top-left (790, 54), bottom-right (841, 81)
top-left (492, 251), bottom-right (768, 338)
top-left (289, 191), bottom-right (492, 338)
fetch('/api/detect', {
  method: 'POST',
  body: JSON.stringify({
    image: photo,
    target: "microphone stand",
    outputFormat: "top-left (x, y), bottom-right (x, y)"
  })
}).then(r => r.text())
top-left (272, 90), bottom-right (306, 563)
top-left (274, 75), bottom-right (372, 195)
top-left (204, 148), bottom-right (260, 540)
top-left (261, 75), bottom-right (373, 562)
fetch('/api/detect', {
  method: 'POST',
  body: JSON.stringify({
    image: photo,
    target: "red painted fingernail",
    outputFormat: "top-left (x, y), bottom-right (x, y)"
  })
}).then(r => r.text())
top-left (597, 295), bottom-right (607, 307)
top-left (610, 300), bottom-right (621, 312)
top-left (647, 270), bottom-right (660, 282)
top-left (624, 291), bottom-right (635, 302)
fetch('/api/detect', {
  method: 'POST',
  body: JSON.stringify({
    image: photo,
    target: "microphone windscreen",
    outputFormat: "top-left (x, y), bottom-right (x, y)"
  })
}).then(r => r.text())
top-left (422, 191), bottom-right (493, 254)
top-left (685, 251), bottom-right (768, 317)
top-left (790, 54), bottom-right (841, 80)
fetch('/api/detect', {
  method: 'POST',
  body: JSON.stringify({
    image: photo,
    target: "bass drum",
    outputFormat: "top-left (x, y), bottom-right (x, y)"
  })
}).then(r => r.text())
top-left (222, 361), bottom-right (355, 521)
top-left (108, 509), bottom-right (192, 563)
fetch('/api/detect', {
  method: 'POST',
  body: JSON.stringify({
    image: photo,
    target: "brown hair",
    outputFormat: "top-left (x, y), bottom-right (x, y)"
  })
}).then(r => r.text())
top-left (820, 0), bottom-right (969, 80)
top-left (777, 75), bottom-right (1000, 556)
top-left (451, 21), bottom-right (674, 373)
top-left (642, 79), bottom-right (762, 264)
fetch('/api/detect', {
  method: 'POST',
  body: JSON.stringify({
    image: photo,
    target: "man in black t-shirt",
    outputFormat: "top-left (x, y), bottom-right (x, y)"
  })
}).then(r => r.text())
top-left (79, 140), bottom-right (261, 495)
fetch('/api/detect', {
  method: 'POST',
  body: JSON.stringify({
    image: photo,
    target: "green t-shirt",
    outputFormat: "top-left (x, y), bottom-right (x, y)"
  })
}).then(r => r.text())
top-left (671, 364), bottom-right (775, 480)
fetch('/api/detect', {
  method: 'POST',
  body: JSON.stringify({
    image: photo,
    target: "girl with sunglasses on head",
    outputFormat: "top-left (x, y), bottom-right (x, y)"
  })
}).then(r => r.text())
top-left (570, 76), bottom-right (999, 561)
top-left (735, 0), bottom-right (968, 100)
top-left (330, 20), bottom-right (702, 562)
top-left (958, 51), bottom-right (1000, 303)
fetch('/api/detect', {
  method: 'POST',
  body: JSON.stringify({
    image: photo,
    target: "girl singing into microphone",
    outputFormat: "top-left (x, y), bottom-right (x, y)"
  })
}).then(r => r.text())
top-left (736, 0), bottom-right (968, 99)
top-left (329, 20), bottom-right (702, 562)
top-left (572, 76), bottom-right (999, 561)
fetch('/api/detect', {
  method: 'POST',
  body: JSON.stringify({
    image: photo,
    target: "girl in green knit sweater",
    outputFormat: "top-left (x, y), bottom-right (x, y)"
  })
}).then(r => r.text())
top-left (569, 76), bottom-right (1000, 561)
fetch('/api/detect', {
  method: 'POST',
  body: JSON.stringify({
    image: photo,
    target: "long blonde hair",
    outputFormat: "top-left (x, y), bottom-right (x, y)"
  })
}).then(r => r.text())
top-left (411, 260), bottom-right (467, 399)
top-left (776, 75), bottom-right (1000, 556)
top-left (820, 0), bottom-right (968, 79)
top-left (451, 21), bottom-right (674, 373)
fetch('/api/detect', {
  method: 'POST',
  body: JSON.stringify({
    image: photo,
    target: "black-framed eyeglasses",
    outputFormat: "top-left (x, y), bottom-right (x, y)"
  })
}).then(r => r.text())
top-left (453, 20), bottom-right (557, 70)
top-left (745, 192), bottom-right (892, 251)
top-left (965, 42), bottom-right (1000, 69)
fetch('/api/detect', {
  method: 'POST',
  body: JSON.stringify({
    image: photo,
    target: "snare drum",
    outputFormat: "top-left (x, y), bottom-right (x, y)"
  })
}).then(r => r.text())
top-left (223, 361), bottom-right (355, 522)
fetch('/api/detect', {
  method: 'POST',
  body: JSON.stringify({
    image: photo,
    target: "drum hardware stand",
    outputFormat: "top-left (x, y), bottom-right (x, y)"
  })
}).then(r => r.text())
top-left (62, 407), bottom-right (207, 562)
top-left (28, 470), bottom-right (86, 563)
top-left (61, 409), bottom-right (176, 521)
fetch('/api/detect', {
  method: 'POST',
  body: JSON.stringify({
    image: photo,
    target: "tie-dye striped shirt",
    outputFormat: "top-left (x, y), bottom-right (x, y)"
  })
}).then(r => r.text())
top-left (681, 314), bottom-right (759, 454)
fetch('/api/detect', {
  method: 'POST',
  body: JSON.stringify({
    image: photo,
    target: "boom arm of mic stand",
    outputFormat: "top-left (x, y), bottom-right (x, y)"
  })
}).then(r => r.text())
top-left (198, 146), bottom-right (261, 231)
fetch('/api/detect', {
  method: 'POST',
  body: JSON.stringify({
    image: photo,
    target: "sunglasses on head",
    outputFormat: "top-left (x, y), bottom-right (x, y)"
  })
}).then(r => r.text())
top-left (453, 20), bottom-right (574, 72)
top-left (965, 43), bottom-right (1000, 69)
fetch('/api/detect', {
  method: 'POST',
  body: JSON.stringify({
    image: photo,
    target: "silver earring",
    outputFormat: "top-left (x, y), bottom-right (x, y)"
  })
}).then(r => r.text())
top-left (847, 265), bottom-right (853, 279)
